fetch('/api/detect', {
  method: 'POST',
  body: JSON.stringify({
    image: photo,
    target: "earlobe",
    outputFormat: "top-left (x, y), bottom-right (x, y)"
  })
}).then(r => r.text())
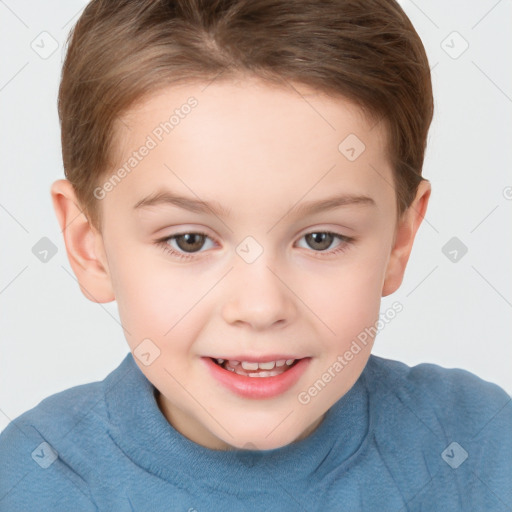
top-left (381, 180), bottom-right (431, 297)
top-left (50, 179), bottom-right (115, 303)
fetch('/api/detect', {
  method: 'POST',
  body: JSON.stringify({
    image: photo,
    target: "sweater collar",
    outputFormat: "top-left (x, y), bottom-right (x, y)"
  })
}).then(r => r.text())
top-left (105, 352), bottom-right (372, 492)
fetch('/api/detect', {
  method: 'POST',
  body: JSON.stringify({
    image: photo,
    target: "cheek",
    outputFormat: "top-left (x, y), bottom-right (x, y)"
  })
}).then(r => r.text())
top-left (310, 273), bottom-right (380, 339)
top-left (305, 243), bottom-right (389, 347)
top-left (110, 255), bottom-right (217, 367)
top-left (107, 249), bottom-right (192, 346)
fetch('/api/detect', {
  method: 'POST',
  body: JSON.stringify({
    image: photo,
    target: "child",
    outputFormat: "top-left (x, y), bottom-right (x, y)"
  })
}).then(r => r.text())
top-left (1, 0), bottom-right (510, 510)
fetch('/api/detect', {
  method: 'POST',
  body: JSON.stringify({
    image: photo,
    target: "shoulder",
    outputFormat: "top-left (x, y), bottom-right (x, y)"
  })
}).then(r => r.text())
top-left (365, 354), bottom-right (512, 434)
top-left (0, 378), bottom-right (106, 511)
top-left (362, 355), bottom-right (512, 507)
top-left (365, 354), bottom-right (512, 440)
top-left (3, 378), bottom-right (106, 440)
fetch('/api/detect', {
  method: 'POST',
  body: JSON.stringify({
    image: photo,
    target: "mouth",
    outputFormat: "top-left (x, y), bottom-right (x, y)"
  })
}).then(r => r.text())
top-left (203, 356), bottom-right (311, 399)
top-left (210, 357), bottom-right (302, 378)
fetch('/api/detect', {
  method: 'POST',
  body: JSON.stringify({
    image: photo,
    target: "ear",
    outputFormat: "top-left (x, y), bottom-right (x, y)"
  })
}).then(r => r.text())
top-left (382, 180), bottom-right (431, 297)
top-left (50, 179), bottom-right (115, 303)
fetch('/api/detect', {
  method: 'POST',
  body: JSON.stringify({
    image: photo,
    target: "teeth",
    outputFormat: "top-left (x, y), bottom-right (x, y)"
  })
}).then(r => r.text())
top-left (241, 361), bottom-right (259, 370)
top-left (239, 360), bottom-right (296, 371)
top-left (216, 358), bottom-right (298, 375)
top-left (247, 370), bottom-right (283, 377)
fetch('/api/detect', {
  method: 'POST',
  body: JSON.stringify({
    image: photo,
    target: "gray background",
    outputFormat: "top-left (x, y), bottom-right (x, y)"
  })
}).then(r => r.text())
top-left (1, 0), bottom-right (511, 433)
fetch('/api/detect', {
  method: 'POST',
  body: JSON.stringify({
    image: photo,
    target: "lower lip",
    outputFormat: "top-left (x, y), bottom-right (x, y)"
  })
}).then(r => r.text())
top-left (202, 357), bottom-right (311, 399)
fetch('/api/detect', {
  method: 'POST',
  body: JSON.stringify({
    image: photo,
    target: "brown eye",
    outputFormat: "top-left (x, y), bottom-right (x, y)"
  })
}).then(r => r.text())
top-left (296, 231), bottom-right (354, 257)
top-left (304, 232), bottom-right (335, 251)
top-left (173, 233), bottom-right (207, 253)
top-left (156, 231), bottom-right (216, 261)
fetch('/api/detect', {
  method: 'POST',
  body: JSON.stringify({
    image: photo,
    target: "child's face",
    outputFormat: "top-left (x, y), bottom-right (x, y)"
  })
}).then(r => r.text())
top-left (54, 75), bottom-right (429, 451)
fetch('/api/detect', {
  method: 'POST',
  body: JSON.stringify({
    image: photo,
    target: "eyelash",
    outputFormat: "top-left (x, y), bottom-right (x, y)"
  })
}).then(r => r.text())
top-left (155, 230), bottom-right (355, 261)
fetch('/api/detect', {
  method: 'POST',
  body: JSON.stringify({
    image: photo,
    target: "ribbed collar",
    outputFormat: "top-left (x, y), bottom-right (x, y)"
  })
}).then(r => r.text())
top-left (105, 352), bottom-right (372, 494)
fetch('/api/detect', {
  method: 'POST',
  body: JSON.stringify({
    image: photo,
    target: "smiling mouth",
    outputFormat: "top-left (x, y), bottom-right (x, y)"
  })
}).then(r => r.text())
top-left (210, 358), bottom-right (301, 378)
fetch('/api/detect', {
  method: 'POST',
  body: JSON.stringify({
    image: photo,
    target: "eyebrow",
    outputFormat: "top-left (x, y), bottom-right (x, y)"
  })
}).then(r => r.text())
top-left (133, 190), bottom-right (376, 218)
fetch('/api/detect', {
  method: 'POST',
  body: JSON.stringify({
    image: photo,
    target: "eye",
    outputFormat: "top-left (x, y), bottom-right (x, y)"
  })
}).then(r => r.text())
top-left (155, 230), bottom-right (355, 261)
top-left (156, 231), bottom-right (215, 261)
top-left (296, 231), bottom-right (354, 256)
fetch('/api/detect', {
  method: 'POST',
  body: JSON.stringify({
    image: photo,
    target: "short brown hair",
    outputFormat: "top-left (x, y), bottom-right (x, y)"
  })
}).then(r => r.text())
top-left (58, 0), bottom-right (434, 232)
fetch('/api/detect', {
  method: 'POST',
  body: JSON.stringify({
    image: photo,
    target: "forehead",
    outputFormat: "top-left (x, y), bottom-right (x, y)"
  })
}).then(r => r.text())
top-left (106, 76), bottom-right (393, 217)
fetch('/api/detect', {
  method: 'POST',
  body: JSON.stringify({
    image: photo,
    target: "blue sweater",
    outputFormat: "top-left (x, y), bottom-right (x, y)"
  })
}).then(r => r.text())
top-left (0, 353), bottom-right (510, 511)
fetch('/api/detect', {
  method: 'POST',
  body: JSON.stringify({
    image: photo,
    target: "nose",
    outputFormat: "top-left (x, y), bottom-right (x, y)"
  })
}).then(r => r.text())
top-left (221, 254), bottom-right (297, 330)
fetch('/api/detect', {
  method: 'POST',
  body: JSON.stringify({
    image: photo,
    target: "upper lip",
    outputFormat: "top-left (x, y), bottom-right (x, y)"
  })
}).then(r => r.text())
top-left (206, 355), bottom-right (306, 363)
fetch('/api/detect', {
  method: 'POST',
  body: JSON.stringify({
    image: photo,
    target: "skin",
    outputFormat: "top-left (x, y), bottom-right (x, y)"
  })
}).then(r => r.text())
top-left (51, 75), bottom-right (430, 451)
